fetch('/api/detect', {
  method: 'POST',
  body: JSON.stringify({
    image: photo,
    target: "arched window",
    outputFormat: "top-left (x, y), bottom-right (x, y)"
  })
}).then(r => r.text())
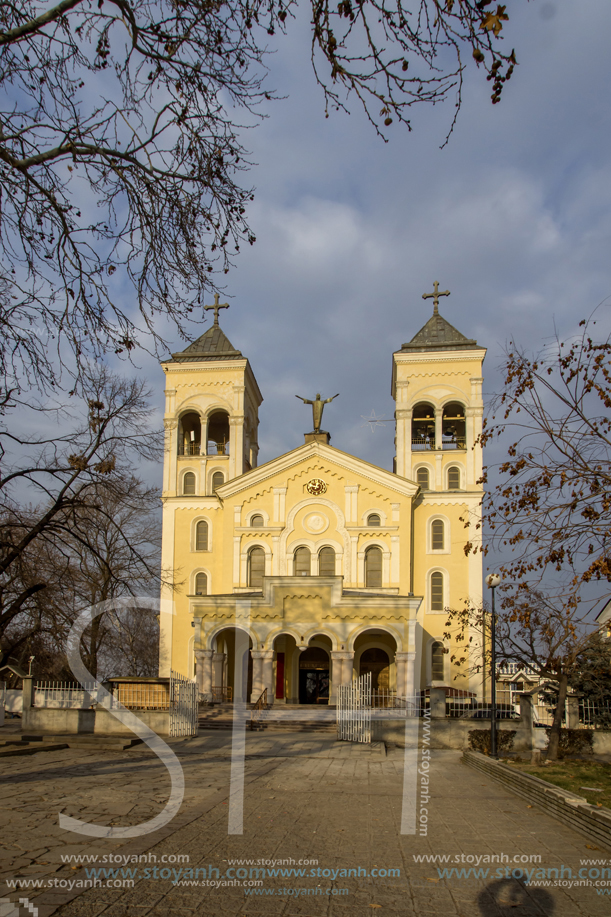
top-left (431, 519), bottom-right (444, 551)
top-left (442, 402), bottom-right (466, 448)
top-left (417, 467), bottom-right (430, 490)
top-left (212, 471), bottom-right (224, 493)
top-left (367, 513), bottom-right (381, 526)
top-left (179, 411), bottom-right (201, 456)
top-left (250, 514), bottom-right (264, 527)
top-left (431, 571), bottom-right (444, 611)
top-left (365, 545), bottom-right (383, 587)
top-left (318, 546), bottom-right (336, 576)
top-left (183, 472), bottom-right (196, 495)
top-left (412, 402), bottom-right (436, 450)
top-left (195, 521), bottom-right (208, 551)
top-left (207, 411), bottom-right (230, 455)
top-left (431, 641), bottom-right (445, 681)
top-left (294, 546), bottom-right (311, 576)
top-left (248, 547), bottom-right (265, 588)
top-left (448, 466), bottom-right (461, 490)
top-left (195, 572), bottom-right (207, 595)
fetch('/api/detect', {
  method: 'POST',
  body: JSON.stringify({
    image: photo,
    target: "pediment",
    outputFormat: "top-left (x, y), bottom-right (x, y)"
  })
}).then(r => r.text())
top-left (216, 441), bottom-right (418, 500)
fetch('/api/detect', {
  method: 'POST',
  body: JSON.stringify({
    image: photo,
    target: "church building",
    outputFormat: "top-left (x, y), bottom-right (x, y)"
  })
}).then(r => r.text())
top-left (159, 289), bottom-right (485, 705)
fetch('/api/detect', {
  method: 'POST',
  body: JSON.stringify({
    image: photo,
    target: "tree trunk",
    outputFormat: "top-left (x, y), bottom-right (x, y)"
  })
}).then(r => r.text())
top-left (546, 673), bottom-right (568, 761)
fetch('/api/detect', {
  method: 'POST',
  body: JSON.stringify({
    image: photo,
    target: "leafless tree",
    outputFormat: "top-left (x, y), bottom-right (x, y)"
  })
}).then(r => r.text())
top-left (32, 480), bottom-right (161, 678)
top-left (0, 0), bottom-right (516, 393)
top-left (0, 365), bottom-right (162, 669)
top-left (445, 590), bottom-right (598, 761)
top-left (455, 315), bottom-right (611, 759)
top-left (468, 316), bottom-right (611, 604)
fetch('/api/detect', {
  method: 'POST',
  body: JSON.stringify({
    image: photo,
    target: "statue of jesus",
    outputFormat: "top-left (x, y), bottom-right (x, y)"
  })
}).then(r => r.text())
top-left (295, 392), bottom-right (340, 433)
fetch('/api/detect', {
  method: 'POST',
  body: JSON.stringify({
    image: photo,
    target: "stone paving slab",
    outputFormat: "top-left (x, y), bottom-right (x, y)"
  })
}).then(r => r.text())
top-left (1, 730), bottom-right (609, 916)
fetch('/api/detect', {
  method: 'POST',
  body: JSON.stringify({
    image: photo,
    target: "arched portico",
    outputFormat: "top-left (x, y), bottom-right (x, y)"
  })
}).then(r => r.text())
top-left (197, 625), bottom-right (254, 703)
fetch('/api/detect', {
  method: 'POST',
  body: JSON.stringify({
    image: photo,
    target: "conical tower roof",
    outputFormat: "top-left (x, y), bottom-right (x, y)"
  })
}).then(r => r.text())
top-left (168, 323), bottom-right (242, 362)
top-left (400, 311), bottom-right (483, 353)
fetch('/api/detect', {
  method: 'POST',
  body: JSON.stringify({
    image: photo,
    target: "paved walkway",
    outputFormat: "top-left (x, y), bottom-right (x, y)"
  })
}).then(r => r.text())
top-left (0, 730), bottom-right (608, 916)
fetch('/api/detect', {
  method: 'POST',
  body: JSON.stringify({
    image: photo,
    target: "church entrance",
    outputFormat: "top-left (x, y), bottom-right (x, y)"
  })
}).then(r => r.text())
top-left (359, 648), bottom-right (390, 691)
top-left (213, 627), bottom-right (253, 702)
top-left (299, 647), bottom-right (330, 704)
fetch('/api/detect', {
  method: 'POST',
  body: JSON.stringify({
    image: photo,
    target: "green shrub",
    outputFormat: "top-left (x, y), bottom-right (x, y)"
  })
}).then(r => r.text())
top-left (544, 728), bottom-right (593, 758)
top-left (468, 730), bottom-right (516, 755)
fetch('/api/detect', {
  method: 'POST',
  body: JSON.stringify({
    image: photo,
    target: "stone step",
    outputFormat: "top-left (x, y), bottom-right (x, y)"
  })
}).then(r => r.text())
top-left (0, 742), bottom-right (69, 757)
top-left (19, 734), bottom-right (143, 751)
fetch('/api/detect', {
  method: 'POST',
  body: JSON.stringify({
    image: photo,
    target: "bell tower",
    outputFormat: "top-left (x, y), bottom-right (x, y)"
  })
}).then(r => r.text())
top-left (391, 284), bottom-right (486, 489)
top-left (161, 298), bottom-right (263, 499)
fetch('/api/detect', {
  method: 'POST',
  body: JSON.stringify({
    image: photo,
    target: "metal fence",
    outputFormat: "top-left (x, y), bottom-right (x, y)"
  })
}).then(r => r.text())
top-left (211, 686), bottom-right (233, 703)
top-left (445, 689), bottom-right (518, 720)
top-left (33, 681), bottom-right (97, 708)
top-left (169, 670), bottom-right (198, 737)
top-left (337, 672), bottom-right (372, 743)
top-left (579, 699), bottom-right (611, 728)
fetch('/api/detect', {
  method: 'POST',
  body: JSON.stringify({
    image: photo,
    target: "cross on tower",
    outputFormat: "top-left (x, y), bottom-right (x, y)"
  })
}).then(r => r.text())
top-left (204, 293), bottom-right (230, 327)
top-left (422, 281), bottom-right (450, 315)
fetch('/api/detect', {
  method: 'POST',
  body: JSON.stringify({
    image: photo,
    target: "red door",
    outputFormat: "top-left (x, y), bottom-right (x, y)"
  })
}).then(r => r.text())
top-left (275, 652), bottom-right (285, 699)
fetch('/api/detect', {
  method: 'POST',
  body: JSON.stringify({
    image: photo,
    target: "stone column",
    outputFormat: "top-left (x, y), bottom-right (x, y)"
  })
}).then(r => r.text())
top-left (395, 652), bottom-right (410, 697)
top-left (21, 676), bottom-right (34, 731)
top-left (331, 651), bottom-right (354, 694)
top-left (435, 408), bottom-right (443, 452)
top-left (261, 650), bottom-right (275, 704)
top-left (566, 695), bottom-right (579, 729)
top-left (518, 693), bottom-right (534, 752)
top-left (229, 412), bottom-right (245, 479)
top-left (212, 653), bottom-right (225, 696)
top-left (330, 651), bottom-right (353, 704)
top-left (196, 649), bottom-right (213, 703)
top-left (330, 651), bottom-right (343, 705)
top-left (250, 650), bottom-right (265, 704)
top-left (430, 686), bottom-right (446, 718)
top-left (406, 652), bottom-right (417, 697)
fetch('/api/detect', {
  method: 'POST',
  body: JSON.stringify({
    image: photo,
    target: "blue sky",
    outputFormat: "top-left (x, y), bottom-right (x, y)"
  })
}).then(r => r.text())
top-left (1, 0), bottom-right (607, 606)
top-left (117, 0), bottom-right (611, 481)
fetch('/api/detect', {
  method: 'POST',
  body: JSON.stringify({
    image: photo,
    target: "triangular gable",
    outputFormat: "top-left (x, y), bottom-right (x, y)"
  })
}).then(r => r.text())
top-left (216, 440), bottom-right (419, 500)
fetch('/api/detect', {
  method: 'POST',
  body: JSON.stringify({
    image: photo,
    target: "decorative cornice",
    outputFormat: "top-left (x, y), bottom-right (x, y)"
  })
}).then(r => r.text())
top-left (393, 349), bottom-right (486, 364)
top-left (215, 442), bottom-right (419, 499)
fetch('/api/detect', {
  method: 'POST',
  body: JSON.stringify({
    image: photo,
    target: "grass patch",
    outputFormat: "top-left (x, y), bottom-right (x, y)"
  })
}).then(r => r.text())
top-left (506, 759), bottom-right (611, 810)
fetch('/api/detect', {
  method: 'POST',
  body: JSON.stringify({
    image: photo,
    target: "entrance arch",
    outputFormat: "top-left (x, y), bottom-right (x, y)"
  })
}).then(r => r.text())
top-left (353, 628), bottom-right (398, 696)
top-left (298, 646), bottom-right (330, 705)
top-left (359, 648), bottom-right (390, 690)
top-left (271, 632), bottom-right (299, 703)
top-left (211, 626), bottom-right (253, 702)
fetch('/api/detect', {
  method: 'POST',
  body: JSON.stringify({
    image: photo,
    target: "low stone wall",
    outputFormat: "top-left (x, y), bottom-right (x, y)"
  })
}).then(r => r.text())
top-left (593, 732), bottom-right (611, 755)
top-left (22, 705), bottom-right (169, 736)
top-left (463, 750), bottom-right (611, 849)
top-left (373, 716), bottom-right (531, 751)
top-left (94, 708), bottom-right (169, 736)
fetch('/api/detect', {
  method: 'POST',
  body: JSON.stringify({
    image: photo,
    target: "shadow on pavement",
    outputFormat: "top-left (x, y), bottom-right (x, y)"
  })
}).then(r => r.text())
top-left (478, 878), bottom-right (554, 916)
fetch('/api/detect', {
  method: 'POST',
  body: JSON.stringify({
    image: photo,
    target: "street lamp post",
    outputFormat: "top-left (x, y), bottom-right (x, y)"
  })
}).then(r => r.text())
top-left (486, 574), bottom-right (501, 758)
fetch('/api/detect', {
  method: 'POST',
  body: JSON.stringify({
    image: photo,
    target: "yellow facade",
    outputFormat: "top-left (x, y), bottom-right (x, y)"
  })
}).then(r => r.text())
top-left (159, 305), bottom-right (485, 704)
